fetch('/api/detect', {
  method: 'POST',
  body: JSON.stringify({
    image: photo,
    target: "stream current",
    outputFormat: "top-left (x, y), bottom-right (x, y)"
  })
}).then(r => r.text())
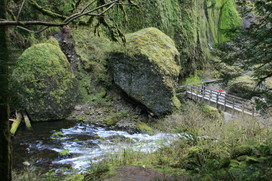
top-left (13, 120), bottom-right (178, 172)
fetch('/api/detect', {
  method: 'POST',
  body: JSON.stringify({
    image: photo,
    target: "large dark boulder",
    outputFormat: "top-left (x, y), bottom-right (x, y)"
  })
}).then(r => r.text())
top-left (110, 28), bottom-right (181, 116)
top-left (11, 38), bottom-right (77, 121)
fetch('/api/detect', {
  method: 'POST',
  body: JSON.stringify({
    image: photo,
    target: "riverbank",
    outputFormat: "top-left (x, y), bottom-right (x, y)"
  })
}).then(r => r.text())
top-left (12, 100), bottom-right (272, 181)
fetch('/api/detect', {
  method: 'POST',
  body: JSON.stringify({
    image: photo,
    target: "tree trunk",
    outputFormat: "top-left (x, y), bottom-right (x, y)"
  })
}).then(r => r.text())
top-left (0, 0), bottom-right (12, 180)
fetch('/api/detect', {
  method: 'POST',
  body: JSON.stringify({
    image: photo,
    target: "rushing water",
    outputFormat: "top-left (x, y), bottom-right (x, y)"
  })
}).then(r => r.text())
top-left (13, 120), bottom-right (178, 172)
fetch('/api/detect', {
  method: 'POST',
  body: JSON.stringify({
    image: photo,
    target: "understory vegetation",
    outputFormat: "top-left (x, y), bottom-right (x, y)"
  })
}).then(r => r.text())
top-left (13, 102), bottom-right (272, 181)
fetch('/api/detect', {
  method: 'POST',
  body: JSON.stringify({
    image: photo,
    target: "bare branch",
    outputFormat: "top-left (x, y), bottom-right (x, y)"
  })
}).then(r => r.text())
top-left (0, 20), bottom-right (67, 26)
top-left (17, 0), bottom-right (26, 21)
top-left (81, 0), bottom-right (97, 13)
top-left (96, 2), bottom-right (115, 16)
top-left (0, 0), bottom-right (135, 31)
top-left (16, 26), bottom-right (49, 33)
top-left (63, 0), bottom-right (117, 23)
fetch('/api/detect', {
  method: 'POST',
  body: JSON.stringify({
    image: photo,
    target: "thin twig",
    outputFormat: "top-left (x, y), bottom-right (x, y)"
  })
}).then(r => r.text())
top-left (17, 0), bottom-right (26, 21)
top-left (81, 0), bottom-right (97, 13)
top-left (63, 0), bottom-right (118, 23)
top-left (17, 26), bottom-right (49, 33)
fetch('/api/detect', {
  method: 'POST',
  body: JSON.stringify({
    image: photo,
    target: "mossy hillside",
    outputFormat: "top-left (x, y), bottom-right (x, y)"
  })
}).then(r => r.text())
top-left (218, 0), bottom-right (241, 43)
top-left (71, 27), bottom-right (122, 102)
top-left (11, 40), bottom-right (77, 121)
top-left (109, 0), bottom-right (241, 75)
top-left (206, 0), bottom-right (241, 44)
top-left (110, 28), bottom-right (181, 115)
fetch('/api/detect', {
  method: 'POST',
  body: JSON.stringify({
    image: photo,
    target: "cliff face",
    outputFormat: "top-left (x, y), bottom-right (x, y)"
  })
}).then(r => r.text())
top-left (110, 0), bottom-right (241, 76)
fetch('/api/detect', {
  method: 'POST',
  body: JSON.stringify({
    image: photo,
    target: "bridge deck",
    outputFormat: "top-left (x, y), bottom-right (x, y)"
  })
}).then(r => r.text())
top-left (184, 85), bottom-right (259, 117)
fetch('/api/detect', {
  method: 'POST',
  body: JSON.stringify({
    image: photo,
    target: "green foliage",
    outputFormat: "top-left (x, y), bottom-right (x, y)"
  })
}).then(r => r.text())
top-left (217, 0), bottom-right (272, 90)
top-left (109, 0), bottom-right (241, 76)
top-left (184, 72), bottom-right (202, 86)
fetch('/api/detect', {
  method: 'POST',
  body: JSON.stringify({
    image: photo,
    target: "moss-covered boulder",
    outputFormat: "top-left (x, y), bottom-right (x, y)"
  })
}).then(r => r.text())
top-left (110, 28), bottom-right (181, 116)
top-left (227, 76), bottom-right (257, 99)
top-left (11, 38), bottom-right (77, 121)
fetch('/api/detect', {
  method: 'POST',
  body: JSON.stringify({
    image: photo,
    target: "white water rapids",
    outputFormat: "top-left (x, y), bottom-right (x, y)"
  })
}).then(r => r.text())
top-left (22, 122), bottom-right (182, 172)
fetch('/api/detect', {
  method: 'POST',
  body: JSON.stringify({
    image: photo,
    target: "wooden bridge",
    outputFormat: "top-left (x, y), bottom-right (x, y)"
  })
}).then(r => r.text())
top-left (183, 85), bottom-right (259, 116)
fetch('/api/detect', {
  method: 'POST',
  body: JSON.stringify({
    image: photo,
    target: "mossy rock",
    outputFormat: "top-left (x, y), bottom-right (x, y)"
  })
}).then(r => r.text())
top-left (135, 121), bottom-right (154, 135)
top-left (227, 76), bottom-right (257, 99)
top-left (110, 28), bottom-right (181, 116)
top-left (231, 145), bottom-right (253, 159)
top-left (11, 39), bottom-right (77, 121)
top-left (202, 104), bottom-right (223, 119)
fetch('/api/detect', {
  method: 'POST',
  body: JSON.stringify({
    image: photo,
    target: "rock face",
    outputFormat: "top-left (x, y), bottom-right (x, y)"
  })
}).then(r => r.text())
top-left (110, 0), bottom-right (241, 75)
top-left (110, 28), bottom-right (181, 116)
top-left (227, 76), bottom-right (257, 99)
top-left (11, 38), bottom-right (77, 121)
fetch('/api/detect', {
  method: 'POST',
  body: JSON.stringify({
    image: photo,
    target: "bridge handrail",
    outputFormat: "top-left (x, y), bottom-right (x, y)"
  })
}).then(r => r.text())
top-left (185, 85), bottom-right (257, 116)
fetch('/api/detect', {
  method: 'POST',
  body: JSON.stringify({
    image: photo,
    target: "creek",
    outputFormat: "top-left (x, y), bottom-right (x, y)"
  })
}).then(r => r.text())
top-left (12, 120), bottom-right (178, 173)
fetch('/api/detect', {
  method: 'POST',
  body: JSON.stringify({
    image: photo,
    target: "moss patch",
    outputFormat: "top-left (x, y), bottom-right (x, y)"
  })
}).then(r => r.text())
top-left (11, 39), bottom-right (77, 121)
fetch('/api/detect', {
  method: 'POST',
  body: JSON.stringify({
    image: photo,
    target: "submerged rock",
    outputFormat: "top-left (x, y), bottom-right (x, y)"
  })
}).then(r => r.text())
top-left (110, 28), bottom-right (181, 116)
top-left (11, 38), bottom-right (77, 121)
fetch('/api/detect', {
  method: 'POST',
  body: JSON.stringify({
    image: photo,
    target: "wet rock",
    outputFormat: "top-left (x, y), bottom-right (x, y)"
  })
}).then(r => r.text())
top-left (110, 28), bottom-right (181, 116)
top-left (107, 135), bottom-right (135, 144)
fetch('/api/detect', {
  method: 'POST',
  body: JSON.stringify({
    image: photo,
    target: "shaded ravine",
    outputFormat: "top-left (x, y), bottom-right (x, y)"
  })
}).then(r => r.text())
top-left (12, 120), bottom-right (178, 173)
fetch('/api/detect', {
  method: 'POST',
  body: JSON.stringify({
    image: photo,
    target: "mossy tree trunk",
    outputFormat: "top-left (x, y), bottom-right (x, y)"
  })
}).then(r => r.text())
top-left (0, 0), bottom-right (12, 180)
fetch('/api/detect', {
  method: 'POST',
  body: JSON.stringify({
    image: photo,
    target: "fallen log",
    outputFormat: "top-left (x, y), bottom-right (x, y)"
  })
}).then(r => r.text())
top-left (10, 111), bottom-right (22, 135)
top-left (23, 112), bottom-right (32, 130)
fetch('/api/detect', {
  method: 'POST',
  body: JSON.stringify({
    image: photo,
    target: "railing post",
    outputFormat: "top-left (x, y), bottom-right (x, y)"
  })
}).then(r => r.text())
top-left (202, 89), bottom-right (205, 102)
top-left (242, 102), bottom-right (245, 114)
top-left (216, 92), bottom-right (219, 108)
top-left (209, 90), bottom-right (212, 105)
top-left (232, 98), bottom-right (235, 114)
top-left (224, 96), bottom-right (226, 111)
top-left (196, 87), bottom-right (199, 102)
top-left (191, 86), bottom-right (193, 99)
top-left (252, 103), bottom-right (255, 117)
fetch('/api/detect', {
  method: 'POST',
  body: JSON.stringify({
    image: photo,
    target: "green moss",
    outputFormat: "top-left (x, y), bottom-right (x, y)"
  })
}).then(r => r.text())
top-left (172, 96), bottom-right (181, 109)
top-left (218, 0), bottom-right (241, 42)
top-left (184, 72), bottom-right (202, 85)
top-left (53, 131), bottom-right (63, 137)
top-left (11, 39), bottom-right (77, 121)
top-left (135, 122), bottom-right (154, 135)
top-left (45, 38), bottom-right (60, 47)
top-left (202, 104), bottom-right (223, 119)
top-left (60, 149), bottom-right (70, 156)
top-left (125, 27), bottom-right (180, 77)
top-left (109, 0), bottom-right (241, 76)
top-left (103, 116), bottom-right (119, 126)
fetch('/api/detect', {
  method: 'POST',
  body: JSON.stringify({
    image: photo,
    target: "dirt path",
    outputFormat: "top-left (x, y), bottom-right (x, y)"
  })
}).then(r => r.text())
top-left (102, 166), bottom-right (188, 181)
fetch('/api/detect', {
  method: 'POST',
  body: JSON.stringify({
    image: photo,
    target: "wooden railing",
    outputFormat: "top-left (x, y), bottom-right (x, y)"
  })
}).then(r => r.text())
top-left (184, 85), bottom-right (258, 116)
